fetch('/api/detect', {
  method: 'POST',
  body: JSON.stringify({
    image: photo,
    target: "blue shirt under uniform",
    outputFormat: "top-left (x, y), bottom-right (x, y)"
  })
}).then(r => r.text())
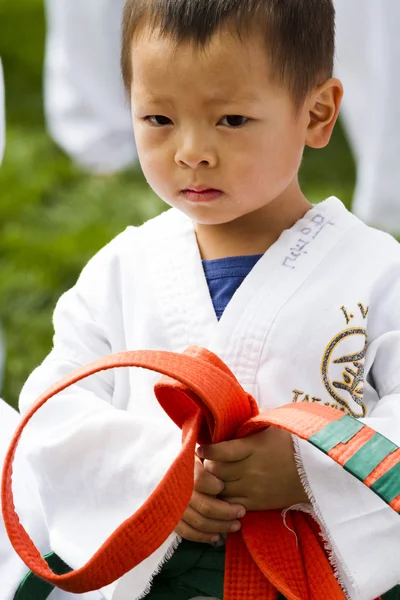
top-left (202, 254), bottom-right (263, 320)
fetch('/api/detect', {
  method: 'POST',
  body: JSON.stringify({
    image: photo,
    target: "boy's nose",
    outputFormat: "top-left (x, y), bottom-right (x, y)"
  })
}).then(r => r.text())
top-left (175, 137), bottom-right (217, 169)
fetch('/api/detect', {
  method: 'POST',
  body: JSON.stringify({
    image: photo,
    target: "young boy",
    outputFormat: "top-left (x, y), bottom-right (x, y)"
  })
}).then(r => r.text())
top-left (13, 0), bottom-right (400, 599)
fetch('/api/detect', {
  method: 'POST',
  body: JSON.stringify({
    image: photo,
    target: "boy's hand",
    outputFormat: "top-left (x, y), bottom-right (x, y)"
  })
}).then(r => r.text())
top-left (198, 426), bottom-right (309, 511)
top-left (174, 457), bottom-right (246, 544)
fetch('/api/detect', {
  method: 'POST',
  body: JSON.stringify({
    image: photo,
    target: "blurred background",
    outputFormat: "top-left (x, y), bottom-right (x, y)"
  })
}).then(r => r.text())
top-left (0, 0), bottom-right (356, 408)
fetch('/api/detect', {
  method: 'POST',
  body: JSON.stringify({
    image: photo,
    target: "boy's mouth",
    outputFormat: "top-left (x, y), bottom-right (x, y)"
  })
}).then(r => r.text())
top-left (184, 185), bottom-right (218, 193)
top-left (181, 186), bottom-right (223, 203)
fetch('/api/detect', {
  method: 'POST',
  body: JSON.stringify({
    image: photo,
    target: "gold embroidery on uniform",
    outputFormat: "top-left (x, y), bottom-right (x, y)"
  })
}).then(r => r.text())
top-left (292, 389), bottom-right (339, 411)
top-left (292, 390), bottom-right (304, 402)
top-left (358, 303), bottom-right (369, 319)
top-left (321, 327), bottom-right (367, 418)
top-left (292, 304), bottom-right (369, 416)
top-left (340, 305), bottom-right (354, 325)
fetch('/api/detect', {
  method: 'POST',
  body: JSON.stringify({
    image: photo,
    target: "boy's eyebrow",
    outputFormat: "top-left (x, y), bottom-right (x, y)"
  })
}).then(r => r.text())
top-left (142, 92), bottom-right (261, 105)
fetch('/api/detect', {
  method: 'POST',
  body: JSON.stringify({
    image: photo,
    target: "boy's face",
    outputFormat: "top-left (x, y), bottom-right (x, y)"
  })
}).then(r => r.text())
top-left (130, 25), bottom-right (311, 227)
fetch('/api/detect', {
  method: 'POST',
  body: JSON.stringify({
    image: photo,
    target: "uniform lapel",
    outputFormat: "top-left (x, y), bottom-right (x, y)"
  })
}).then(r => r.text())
top-left (142, 199), bottom-right (359, 401)
top-left (207, 198), bottom-right (360, 397)
top-left (141, 209), bottom-right (218, 352)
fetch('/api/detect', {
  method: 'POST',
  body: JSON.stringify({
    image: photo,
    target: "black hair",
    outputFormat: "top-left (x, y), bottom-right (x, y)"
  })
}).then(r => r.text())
top-left (121, 0), bottom-right (335, 108)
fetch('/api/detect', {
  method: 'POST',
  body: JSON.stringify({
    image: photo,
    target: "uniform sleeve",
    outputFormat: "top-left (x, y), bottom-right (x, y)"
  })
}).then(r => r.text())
top-left (0, 404), bottom-right (105, 600)
top-left (0, 400), bottom-right (43, 600)
top-left (17, 235), bottom-right (155, 600)
top-left (294, 264), bottom-right (400, 600)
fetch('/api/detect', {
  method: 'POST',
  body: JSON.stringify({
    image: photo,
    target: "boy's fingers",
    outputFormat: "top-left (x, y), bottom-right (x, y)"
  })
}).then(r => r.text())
top-left (175, 520), bottom-right (221, 544)
top-left (194, 458), bottom-right (225, 495)
top-left (197, 439), bottom-right (251, 462)
top-left (190, 491), bottom-right (246, 520)
top-left (203, 459), bottom-right (244, 482)
top-left (182, 505), bottom-right (242, 534)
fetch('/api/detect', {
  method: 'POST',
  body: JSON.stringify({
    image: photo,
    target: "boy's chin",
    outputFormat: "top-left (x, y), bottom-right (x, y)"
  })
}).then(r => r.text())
top-left (160, 195), bottom-right (258, 226)
top-left (178, 207), bottom-right (242, 226)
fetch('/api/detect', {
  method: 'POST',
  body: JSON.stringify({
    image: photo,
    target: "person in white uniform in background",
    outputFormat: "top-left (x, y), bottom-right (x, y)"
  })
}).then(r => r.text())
top-left (44, 0), bottom-right (136, 175)
top-left (335, 0), bottom-right (400, 234)
top-left (0, 59), bottom-right (104, 600)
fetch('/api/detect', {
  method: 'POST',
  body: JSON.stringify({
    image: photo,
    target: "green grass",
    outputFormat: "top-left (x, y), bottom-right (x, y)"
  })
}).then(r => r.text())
top-left (0, 0), bottom-right (355, 408)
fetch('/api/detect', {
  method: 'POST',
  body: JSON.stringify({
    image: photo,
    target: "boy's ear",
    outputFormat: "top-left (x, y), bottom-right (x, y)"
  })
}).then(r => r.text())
top-left (305, 78), bottom-right (343, 149)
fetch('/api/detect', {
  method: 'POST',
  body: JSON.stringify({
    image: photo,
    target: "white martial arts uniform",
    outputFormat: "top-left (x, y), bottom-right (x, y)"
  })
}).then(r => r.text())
top-left (14, 197), bottom-right (400, 599)
top-left (44, 0), bottom-right (136, 174)
top-left (335, 0), bottom-right (400, 233)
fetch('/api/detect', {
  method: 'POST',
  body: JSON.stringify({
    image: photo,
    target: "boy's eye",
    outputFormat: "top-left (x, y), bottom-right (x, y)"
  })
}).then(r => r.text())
top-left (219, 115), bottom-right (249, 128)
top-left (145, 115), bottom-right (173, 126)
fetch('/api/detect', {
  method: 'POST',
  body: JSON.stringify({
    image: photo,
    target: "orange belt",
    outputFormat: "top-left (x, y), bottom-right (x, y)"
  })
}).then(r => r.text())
top-left (2, 346), bottom-right (400, 599)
